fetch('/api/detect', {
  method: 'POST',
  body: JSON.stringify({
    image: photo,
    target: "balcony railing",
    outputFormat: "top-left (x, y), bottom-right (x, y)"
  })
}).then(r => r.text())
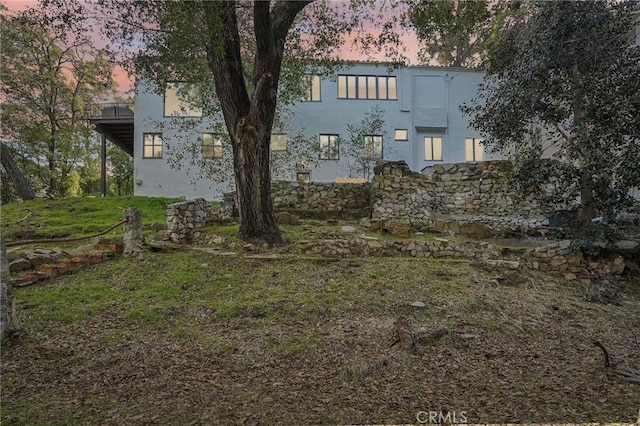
top-left (88, 103), bottom-right (134, 119)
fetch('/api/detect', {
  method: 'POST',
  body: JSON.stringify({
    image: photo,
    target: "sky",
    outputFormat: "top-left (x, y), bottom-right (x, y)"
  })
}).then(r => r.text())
top-left (3, 0), bottom-right (421, 95)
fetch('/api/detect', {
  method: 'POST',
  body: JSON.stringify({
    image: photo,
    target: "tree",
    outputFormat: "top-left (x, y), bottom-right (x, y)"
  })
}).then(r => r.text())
top-left (107, 145), bottom-right (134, 196)
top-left (341, 106), bottom-right (388, 181)
top-left (0, 4), bottom-right (114, 197)
top-left (96, 1), bottom-right (368, 245)
top-left (0, 143), bottom-right (36, 201)
top-left (406, 0), bottom-right (492, 67)
top-left (463, 0), bottom-right (640, 239)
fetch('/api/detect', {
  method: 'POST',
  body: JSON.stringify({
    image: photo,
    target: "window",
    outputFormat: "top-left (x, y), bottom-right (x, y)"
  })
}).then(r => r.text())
top-left (202, 133), bottom-right (223, 159)
top-left (297, 172), bottom-right (311, 183)
top-left (395, 129), bottom-right (408, 141)
top-left (424, 137), bottom-right (443, 161)
top-left (364, 135), bottom-right (383, 160)
top-left (302, 75), bottom-right (321, 101)
top-left (164, 82), bottom-right (202, 117)
top-left (465, 138), bottom-right (484, 161)
top-left (337, 75), bottom-right (397, 100)
top-left (270, 133), bottom-right (287, 151)
top-left (320, 134), bottom-right (339, 159)
top-left (143, 133), bottom-right (163, 158)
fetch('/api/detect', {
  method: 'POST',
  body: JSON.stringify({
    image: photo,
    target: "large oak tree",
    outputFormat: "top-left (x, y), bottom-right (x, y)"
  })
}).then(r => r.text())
top-left (95, 0), bottom-right (368, 245)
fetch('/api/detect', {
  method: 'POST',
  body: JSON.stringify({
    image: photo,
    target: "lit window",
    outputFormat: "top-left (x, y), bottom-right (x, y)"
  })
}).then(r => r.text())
top-left (143, 133), bottom-right (163, 158)
top-left (270, 133), bottom-right (287, 151)
top-left (202, 133), bottom-right (223, 158)
top-left (302, 75), bottom-right (321, 101)
top-left (337, 75), bottom-right (397, 100)
top-left (320, 134), bottom-right (339, 160)
top-left (364, 135), bottom-right (383, 160)
top-left (465, 138), bottom-right (484, 161)
top-left (164, 82), bottom-right (202, 117)
top-left (395, 129), bottom-right (408, 141)
top-left (297, 172), bottom-right (311, 182)
top-left (424, 137), bottom-right (443, 161)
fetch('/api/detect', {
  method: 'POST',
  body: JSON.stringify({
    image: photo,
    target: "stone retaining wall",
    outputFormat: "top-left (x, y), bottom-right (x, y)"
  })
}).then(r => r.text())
top-left (166, 198), bottom-right (215, 243)
top-left (370, 160), bottom-right (547, 236)
top-left (301, 237), bottom-right (625, 279)
top-left (272, 181), bottom-right (371, 217)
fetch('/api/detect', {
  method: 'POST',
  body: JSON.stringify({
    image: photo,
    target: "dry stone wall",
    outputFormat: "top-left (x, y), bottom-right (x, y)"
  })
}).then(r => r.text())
top-left (370, 160), bottom-right (548, 236)
top-left (166, 198), bottom-right (215, 243)
top-left (271, 181), bottom-right (371, 217)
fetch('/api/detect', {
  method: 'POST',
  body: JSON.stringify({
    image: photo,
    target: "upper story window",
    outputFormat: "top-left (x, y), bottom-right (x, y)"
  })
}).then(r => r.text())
top-left (364, 135), bottom-right (383, 160)
top-left (424, 136), bottom-right (443, 161)
top-left (202, 133), bottom-right (223, 159)
top-left (302, 75), bottom-right (321, 101)
top-left (320, 134), bottom-right (339, 160)
top-left (465, 138), bottom-right (484, 161)
top-left (143, 133), bottom-right (163, 159)
top-left (337, 75), bottom-right (397, 100)
top-left (270, 133), bottom-right (288, 151)
top-left (395, 129), bottom-right (408, 141)
top-left (164, 82), bottom-right (202, 117)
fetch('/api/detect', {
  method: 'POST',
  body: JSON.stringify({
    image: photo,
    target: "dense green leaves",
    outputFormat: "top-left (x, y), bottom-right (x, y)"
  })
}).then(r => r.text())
top-left (0, 3), bottom-right (115, 197)
top-left (463, 0), bottom-right (640, 240)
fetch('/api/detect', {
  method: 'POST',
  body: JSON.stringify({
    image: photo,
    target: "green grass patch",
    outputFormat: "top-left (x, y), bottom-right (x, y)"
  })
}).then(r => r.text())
top-left (0, 196), bottom-right (182, 240)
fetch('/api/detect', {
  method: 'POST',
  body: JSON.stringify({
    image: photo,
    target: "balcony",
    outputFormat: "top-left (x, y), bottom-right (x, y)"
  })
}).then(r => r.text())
top-left (89, 103), bottom-right (134, 156)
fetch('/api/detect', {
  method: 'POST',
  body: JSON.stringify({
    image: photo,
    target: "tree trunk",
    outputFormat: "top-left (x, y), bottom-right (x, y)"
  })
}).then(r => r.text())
top-left (202, 1), bottom-right (310, 246)
top-left (0, 143), bottom-right (36, 201)
top-left (234, 122), bottom-right (282, 245)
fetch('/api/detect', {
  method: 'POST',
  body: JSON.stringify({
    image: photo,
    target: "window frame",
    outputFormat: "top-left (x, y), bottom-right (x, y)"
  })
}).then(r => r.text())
top-left (424, 136), bottom-right (443, 161)
top-left (142, 133), bottom-right (163, 159)
top-left (163, 82), bottom-right (202, 117)
top-left (302, 75), bottom-right (321, 102)
top-left (364, 135), bottom-right (383, 160)
top-left (337, 75), bottom-right (397, 100)
top-left (395, 129), bottom-right (408, 141)
top-left (270, 133), bottom-right (288, 152)
top-left (465, 137), bottom-right (484, 162)
top-left (319, 134), bottom-right (340, 160)
top-left (202, 133), bottom-right (223, 159)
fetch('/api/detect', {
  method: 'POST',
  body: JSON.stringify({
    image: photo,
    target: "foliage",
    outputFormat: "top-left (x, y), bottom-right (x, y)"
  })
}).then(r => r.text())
top-left (107, 144), bottom-right (133, 196)
top-left (340, 105), bottom-right (388, 181)
top-left (406, 0), bottom-right (492, 67)
top-left (462, 0), bottom-right (640, 240)
top-left (0, 3), bottom-right (115, 197)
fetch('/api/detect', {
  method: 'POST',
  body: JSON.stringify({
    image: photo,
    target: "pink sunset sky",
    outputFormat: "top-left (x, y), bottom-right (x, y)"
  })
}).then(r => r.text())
top-left (4, 0), bottom-right (421, 95)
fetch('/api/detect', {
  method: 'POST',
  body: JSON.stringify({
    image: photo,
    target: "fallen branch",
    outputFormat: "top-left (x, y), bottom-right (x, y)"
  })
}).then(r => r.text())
top-left (594, 341), bottom-right (611, 368)
top-left (6, 219), bottom-right (127, 247)
top-left (17, 212), bottom-right (32, 224)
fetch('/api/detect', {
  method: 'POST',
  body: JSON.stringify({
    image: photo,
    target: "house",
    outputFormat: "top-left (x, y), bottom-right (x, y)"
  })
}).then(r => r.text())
top-left (116, 63), bottom-right (490, 200)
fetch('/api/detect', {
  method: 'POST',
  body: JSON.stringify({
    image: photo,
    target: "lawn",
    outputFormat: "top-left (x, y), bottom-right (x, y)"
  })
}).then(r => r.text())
top-left (1, 197), bottom-right (639, 424)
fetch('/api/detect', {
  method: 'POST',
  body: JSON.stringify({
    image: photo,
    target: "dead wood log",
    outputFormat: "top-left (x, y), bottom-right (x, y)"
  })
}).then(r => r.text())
top-left (392, 316), bottom-right (417, 354)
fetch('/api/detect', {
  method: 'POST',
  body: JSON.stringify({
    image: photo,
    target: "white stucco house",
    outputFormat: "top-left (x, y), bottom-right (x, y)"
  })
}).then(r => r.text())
top-left (93, 63), bottom-right (491, 200)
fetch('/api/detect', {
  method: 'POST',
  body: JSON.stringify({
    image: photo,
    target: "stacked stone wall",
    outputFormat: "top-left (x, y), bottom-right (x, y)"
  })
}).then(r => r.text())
top-left (166, 198), bottom-right (215, 243)
top-left (370, 160), bottom-right (547, 235)
top-left (271, 181), bottom-right (371, 217)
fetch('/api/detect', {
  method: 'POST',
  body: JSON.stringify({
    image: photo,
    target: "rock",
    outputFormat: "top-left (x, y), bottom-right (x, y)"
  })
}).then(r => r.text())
top-left (276, 212), bottom-right (300, 225)
top-left (610, 256), bottom-right (625, 275)
top-left (25, 251), bottom-right (52, 266)
top-left (9, 258), bottom-right (32, 272)
top-left (341, 225), bottom-right (357, 233)
top-left (564, 272), bottom-right (577, 281)
top-left (411, 301), bottom-right (427, 308)
top-left (358, 218), bottom-right (371, 229)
